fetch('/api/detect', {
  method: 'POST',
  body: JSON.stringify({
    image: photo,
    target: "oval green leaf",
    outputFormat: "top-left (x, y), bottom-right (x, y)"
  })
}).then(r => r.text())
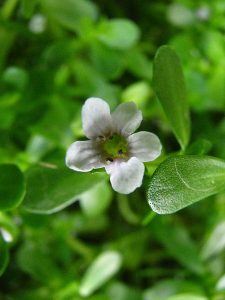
top-left (201, 221), bottom-right (225, 260)
top-left (166, 295), bottom-right (207, 300)
top-left (148, 155), bottom-right (225, 214)
top-left (80, 181), bottom-right (113, 217)
top-left (0, 164), bottom-right (25, 211)
top-left (153, 45), bottom-right (190, 149)
top-left (0, 233), bottom-right (9, 276)
top-left (22, 164), bottom-right (106, 214)
top-left (152, 219), bottom-right (204, 274)
top-left (79, 251), bottom-right (122, 297)
top-left (41, 0), bottom-right (98, 33)
top-left (96, 19), bottom-right (140, 50)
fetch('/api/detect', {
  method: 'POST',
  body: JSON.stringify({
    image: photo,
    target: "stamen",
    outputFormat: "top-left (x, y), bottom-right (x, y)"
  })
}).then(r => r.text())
top-left (96, 135), bottom-right (105, 142)
top-left (106, 157), bottom-right (113, 164)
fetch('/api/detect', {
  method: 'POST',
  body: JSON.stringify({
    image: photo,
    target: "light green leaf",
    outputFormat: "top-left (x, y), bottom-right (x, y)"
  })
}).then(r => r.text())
top-left (80, 181), bottom-right (113, 217)
top-left (79, 251), bottom-right (122, 297)
top-left (41, 0), bottom-right (98, 33)
top-left (201, 222), bottom-right (225, 260)
top-left (143, 280), bottom-right (204, 300)
top-left (153, 45), bottom-right (190, 149)
top-left (166, 294), bottom-right (207, 300)
top-left (148, 155), bottom-right (225, 214)
top-left (216, 274), bottom-right (225, 291)
top-left (0, 233), bottom-right (9, 276)
top-left (22, 164), bottom-right (106, 214)
top-left (107, 282), bottom-right (142, 300)
top-left (96, 19), bottom-right (140, 50)
top-left (2, 66), bottom-right (28, 90)
top-left (0, 164), bottom-right (25, 211)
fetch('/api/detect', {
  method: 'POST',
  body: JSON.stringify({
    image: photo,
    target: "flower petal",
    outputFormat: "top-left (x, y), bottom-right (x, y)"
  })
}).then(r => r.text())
top-left (106, 157), bottom-right (144, 194)
top-left (82, 97), bottom-right (112, 139)
top-left (111, 102), bottom-right (142, 136)
top-left (128, 131), bottom-right (162, 162)
top-left (66, 141), bottom-right (104, 172)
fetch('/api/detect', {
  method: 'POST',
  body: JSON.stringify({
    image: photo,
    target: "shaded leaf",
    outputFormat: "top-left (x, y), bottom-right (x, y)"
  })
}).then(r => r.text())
top-left (0, 164), bottom-right (25, 211)
top-left (0, 233), bottom-right (9, 276)
top-left (22, 164), bottom-right (106, 214)
top-left (96, 19), bottom-right (140, 50)
top-left (152, 219), bottom-right (204, 274)
top-left (166, 294), bottom-right (207, 300)
top-left (79, 251), bottom-right (122, 297)
top-left (41, 0), bottom-right (98, 33)
top-left (80, 181), bottom-right (113, 217)
top-left (153, 45), bottom-right (190, 149)
top-left (201, 222), bottom-right (225, 260)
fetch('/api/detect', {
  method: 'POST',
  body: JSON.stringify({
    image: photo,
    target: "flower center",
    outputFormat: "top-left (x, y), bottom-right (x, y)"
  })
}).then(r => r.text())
top-left (99, 134), bottom-right (128, 162)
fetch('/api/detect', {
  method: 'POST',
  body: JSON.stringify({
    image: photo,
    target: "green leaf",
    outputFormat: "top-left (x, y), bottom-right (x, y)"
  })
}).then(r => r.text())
top-left (0, 164), bottom-right (25, 211)
top-left (41, 0), bottom-right (98, 33)
top-left (22, 164), bottom-right (106, 214)
top-left (153, 45), bottom-right (190, 149)
top-left (80, 181), bottom-right (113, 217)
top-left (166, 295), bottom-right (207, 300)
top-left (152, 219), bottom-right (204, 274)
top-left (79, 251), bottom-right (122, 297)
top-left (201, 222), bottom-right (225, 260)
top-left (96, 19), bottom-right (140, 50)
top-left (143, 279), bottom-right (204, 300)
top-left (152, 217), bottom-right (204, 274)
top-left (107, 282), bottom-right (142, 300)
top-left (0, 233), bottom-right (9, 276)
top-left (148, 155), bottom-right (225, 214)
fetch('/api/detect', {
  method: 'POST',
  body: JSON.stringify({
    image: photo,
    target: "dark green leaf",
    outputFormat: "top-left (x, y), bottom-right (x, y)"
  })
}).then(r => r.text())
top-left (152, 219), bottom-right (204, 274)
top-left (0, 164), bottom-right (25, 211)
top-left (143, 279), bottom-right (204, 300)
top-left (41, 0), bottom-right (98, 33)
top-left (22, 164), bottom-right (106, 214)
top-left (148, 155), bottom-right (225, 214)
top-left (0, 233), bottom-right (9, 276)
top-left (153, 45), bottom-right (190, 149)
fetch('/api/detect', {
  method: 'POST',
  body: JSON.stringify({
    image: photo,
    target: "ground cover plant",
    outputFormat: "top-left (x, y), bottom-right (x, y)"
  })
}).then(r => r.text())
top-left (0, 0), bottom-right (225, 299)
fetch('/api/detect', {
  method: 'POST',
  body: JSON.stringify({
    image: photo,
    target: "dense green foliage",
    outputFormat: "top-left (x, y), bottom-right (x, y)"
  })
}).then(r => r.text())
top-left (0, 0), bottom-right (225, 299)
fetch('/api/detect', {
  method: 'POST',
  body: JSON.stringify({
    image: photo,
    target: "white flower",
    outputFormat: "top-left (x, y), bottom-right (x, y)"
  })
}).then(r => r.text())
top-left (66, 97), bottom-right (162, 194)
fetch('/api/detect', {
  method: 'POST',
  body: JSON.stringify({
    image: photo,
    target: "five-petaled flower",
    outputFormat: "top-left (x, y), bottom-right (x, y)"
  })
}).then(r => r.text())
top-left (66, 97), bottom-right (162, 194)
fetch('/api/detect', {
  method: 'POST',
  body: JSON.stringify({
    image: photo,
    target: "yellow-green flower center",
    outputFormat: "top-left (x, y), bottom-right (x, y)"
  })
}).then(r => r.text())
top-left (100, 134), bottom-right (128, 162)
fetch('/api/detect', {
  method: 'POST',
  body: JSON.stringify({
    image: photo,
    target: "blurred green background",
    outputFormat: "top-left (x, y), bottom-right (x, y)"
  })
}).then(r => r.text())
top-left (0, 0), bottom-right (225, 299)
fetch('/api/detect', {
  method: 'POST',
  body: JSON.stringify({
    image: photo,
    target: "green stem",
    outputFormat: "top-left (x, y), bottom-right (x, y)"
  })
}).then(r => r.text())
top-left (142, 211), bottom-right (157, 226)
top-left (117, 194), bottom-right (140, 225)
top-left (66, 236), bottom-right (93, 261)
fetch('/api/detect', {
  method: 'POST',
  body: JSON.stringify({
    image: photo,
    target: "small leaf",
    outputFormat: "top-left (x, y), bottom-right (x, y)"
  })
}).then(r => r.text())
top-left (80, 181), bottom-right (113, 217)
top-left (201, 222), bottom-right (225, 260)
top-left (143, 279), bottom-right (204, 300)
top-left (166, 295), bottom-right (207, 300)
top-left (96, 19), bottom-right (140, 50)
top-left (153, 45), bottom-right (190, 149)
top-left (152, 219), bottom-right (204, 274)
top-left (216, 274), bottom-right (225, 291)
top-left (0, 164), bottom-right (25, 211)
top-left (22, 164), bottom-right (106, 214)
top-left (79, 251), bottom-right (122, 297)
top-left (41, 0), bottom-right (98, 33)
top-left (148, 155), bottom-right (225, 214)
top-left (0, 233), bottom-right (9, 276)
